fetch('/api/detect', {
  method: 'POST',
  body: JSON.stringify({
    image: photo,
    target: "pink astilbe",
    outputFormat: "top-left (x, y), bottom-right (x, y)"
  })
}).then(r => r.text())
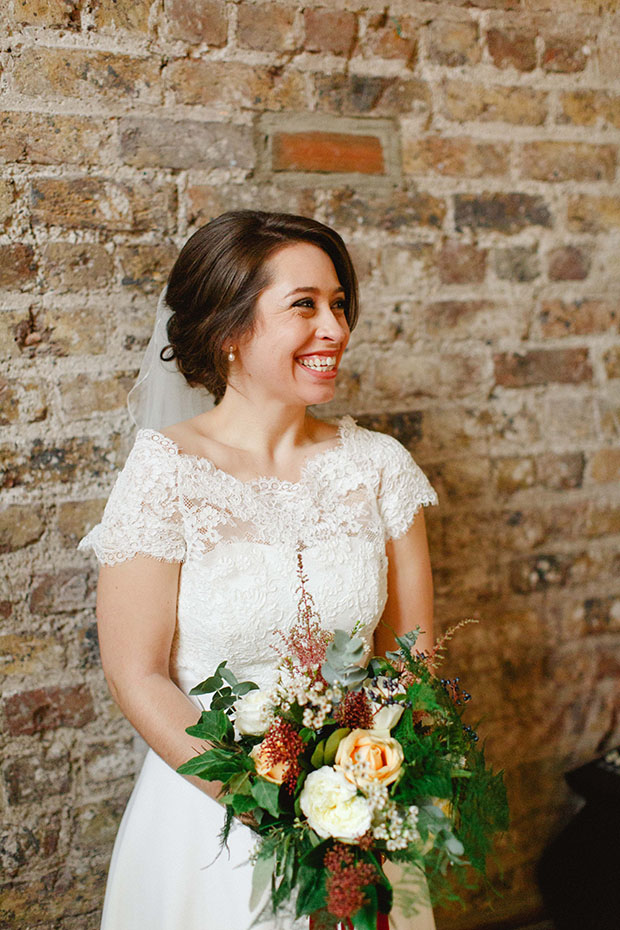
top-left (324, 843), bottom-right (378, 921)
top-left (272, 550), bottom-right (332, 675)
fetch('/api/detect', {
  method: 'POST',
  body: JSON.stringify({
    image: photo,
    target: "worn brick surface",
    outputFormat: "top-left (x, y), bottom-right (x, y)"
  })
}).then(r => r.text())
top-left (2, 3), bottom-right (620, 928)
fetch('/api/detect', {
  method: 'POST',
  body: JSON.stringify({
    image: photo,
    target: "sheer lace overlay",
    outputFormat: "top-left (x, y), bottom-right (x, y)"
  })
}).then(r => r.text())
top-left (79, 416), bottom-right (437, 692)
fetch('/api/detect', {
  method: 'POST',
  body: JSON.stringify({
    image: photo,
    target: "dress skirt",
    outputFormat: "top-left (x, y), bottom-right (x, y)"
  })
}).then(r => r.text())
top-left (100, 750), bottom-right (436, 930)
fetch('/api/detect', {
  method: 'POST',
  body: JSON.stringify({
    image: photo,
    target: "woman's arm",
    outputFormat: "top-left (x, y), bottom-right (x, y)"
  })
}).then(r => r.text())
top-left (374, 509), bottom-right (434, 658)
top-left (96, 556), bottom-right (221, 799)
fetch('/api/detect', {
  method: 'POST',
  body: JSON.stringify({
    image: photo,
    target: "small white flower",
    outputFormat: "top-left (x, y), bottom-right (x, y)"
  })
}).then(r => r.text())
top-left (234, 689), bottom-right (273, 736)
top-left (299, 766), bottom-right (371, 843)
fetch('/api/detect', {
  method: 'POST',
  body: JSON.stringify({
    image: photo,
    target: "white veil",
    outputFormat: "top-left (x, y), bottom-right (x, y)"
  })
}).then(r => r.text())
top-left (127, 286), bottom-right (214, 430)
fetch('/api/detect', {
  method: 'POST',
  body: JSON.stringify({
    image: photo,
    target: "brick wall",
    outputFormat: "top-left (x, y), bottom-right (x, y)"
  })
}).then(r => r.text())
top-left (1, 1), bottom-right (619, 928)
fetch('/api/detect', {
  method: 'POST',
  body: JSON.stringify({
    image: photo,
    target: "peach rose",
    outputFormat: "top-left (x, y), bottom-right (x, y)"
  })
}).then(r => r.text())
top-left (335, 728), bottom-right (404, 789)
top-left (250, 742), bottom-right (289, 785)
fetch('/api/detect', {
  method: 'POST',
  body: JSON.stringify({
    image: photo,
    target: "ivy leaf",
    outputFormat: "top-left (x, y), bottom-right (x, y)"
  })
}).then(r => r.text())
top-left (251, 778), bottom-right (281, 818)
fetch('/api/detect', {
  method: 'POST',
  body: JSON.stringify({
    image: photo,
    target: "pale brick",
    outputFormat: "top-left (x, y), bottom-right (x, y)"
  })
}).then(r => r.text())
top-left (403, 136), bottom-right (509, 178)
top-left (0, 179), bottom-right (14, 225)
top-left (186, 183), bottom-right (316, 228)
top-left (164, 0), bottom-right (227, 45)
top-left (588, 449), bottom-right (620, 484)
top-left (441, 80), bottom-right (547, 126)
top-left (304, 9), bottom-right (357, 57)
top-left (0, 244), bottom-right (37, 288)
top-left (39, 306), bottom-right (107, 356)
top-left (437, 241), bottom-right (487, 284)
top-left (493, 456), bottom-right (536, 493)
top-left (535, 452), bottom-right (584, 491)
top-left (379, 243), bottom-right (434, 288)
top-left (559, 90), bottom-right (620, 128)
top-left (118, 242), bottom-right (177, 293)
top-left (567, 194), bottom-right (620, 233)
top-left (0, 111), bottom-right (113, 166)
top-left (11, 0), bottom-right (81, 27)
top-left (3, 750), bottom-right (70, 805)
top-left (537, 299), bottom-right (618, 337)
top-left (454, 192), bottom-right (551, 233)
top-left (11, 47), bottom-right (161, 106)
top-left (586, 504), bottom-right (620, 538)
top-left (165, 59), bottom-right (306, 111)
top-left (119, 118), bottom-right (254, 171)
top-left (0, 378), bottom-right (47, 425)
top-left (325, 187), bottom-right (445, 231)
top-left (1, 434), bottom-right (123, 489)
top-left (93, 0), bottom-right (153, 33)
top-left (427, 18), bottom-right (481, 66)
top-left (603, 346), bottom-right (620, 379)
top-left (487, 27), bottom-right (537, 71)
top-left (362, 13), bottom-right (418, 64)
top-left (3, 684), bottom-right (95, 736)
top-left (57, 499), bottom-right (106, 547)
top-left (59, 372), bottom-right (134, 419)
top-left (0, 505), bottom-right (45, 554)
top-left (41, 242), bottom-right (114, 291)
top-left (423, 300), bottom-right (527, 341)
top-left (237, 2), bottom-right (296, 52)
top-left (30, 178), bottom-right (177, 233)
top-left (493, 245), bottom-right (540, 282)
top-left (520, 141), bottom-right (616, 182)
top-left (373, 347), bottom-right (487, 403)
top-left (30, 568), bottom-right (94, 614)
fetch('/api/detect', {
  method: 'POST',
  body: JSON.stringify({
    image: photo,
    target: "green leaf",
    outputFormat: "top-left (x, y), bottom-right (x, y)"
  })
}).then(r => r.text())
top-left (221, 794), bottom-right (256, 814)
top-left (250, 850), bottom-right (275, 911)
top-left (233, 681), bottom-right (258, 696)
top-left (177, 747), bottom-right (252, 781)
top-left (227, 770), bottom-right (253, 795)
top-left (352, 884), bottom-right (379, 930)
top-left (185, 709), bottom-right (233, 744)
top-left (251, 778), bottom-right (281, 818)
top-left (220, 665), bottom-right (239, 687)
top-left (296, 864), bottom-right (327, 917)
top-left (299, 727), bottom-right (315, 742)
top-left (189, 661), bottom-right (228, 694)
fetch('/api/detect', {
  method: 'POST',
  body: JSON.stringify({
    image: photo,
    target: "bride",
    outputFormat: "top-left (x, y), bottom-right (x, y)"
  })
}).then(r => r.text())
top-left (80, 210), bottom-right (438, 930)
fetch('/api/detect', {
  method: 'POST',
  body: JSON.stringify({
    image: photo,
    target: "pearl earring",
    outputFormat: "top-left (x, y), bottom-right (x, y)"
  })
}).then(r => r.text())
top-left (227, 346), bottom-right (236, 362)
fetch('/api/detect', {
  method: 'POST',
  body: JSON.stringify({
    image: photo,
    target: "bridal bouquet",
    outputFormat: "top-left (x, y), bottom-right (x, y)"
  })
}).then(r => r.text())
top-left (179, 557), bottom-right (508, 929)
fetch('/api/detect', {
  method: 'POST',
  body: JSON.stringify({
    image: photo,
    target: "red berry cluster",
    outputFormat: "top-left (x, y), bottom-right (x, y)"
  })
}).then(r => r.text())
top-left (261, 717), bottom-right (305, 791)
top-left (334, 689), bottom-right (374, 730)
top-left (324, 843), bottom-right (378, 920)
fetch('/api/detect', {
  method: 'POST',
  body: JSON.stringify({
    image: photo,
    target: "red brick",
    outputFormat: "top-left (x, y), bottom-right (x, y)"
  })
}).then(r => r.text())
top-left (272, 130), bottom-right (385, 175)
top-left (164, 0), bottom-right (227, 45)
top-left (427, 18), bottom-right (481, 67)
top-left (487, 27), bottom-right (537, 71)
top-left (0, 244), bottom-right (37, 288)
top-left (537, 299), bottom-right (618, 337)
top-left (494, 348), bottom-right (592, 387)
top-left (403, 135), bottom-right (508, 178)
top-left (237, 2), bottom-right (295, 52)
top-left (3, 685), bottom-right (95, 736)
top-left (437, 241), bottom-right (487, 284)
top-left (454, 192), bottom-right (551, 233)
top-left (543, 36), bottom-right (589, 73)
top-left (520, 141), bottom-right (616, 182)
top-left (363, 12), bottom-right (418, 64)
top-left (547, 245), bottom-right (590, 281)
top-left (304, 9), bottom-right (357, 57)
top-left (29, 177), bottom-right (177, 233)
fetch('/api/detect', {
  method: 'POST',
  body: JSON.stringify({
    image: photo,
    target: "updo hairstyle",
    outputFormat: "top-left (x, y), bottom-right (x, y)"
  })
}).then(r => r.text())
top-left (163, 210), bottom-right (359, 401)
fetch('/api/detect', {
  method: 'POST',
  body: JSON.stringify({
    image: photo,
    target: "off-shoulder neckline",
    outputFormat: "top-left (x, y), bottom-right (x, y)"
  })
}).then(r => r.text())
top-left (137, 415), bottom-right (357, 491)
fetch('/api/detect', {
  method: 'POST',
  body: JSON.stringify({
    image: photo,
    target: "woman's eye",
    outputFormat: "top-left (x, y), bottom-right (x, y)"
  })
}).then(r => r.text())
top-left (293, 298), bottom-right (315, 311)
top-left (332, 300), bottom-right (347, 313)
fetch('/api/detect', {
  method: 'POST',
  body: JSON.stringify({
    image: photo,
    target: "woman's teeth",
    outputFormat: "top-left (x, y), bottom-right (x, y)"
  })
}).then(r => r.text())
top-left (298, 355), bottom-right (337, 371)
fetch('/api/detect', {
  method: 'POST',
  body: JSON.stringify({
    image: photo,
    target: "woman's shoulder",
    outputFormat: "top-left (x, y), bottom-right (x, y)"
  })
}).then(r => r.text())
top-left (342, 416), bottom-right (415, 465)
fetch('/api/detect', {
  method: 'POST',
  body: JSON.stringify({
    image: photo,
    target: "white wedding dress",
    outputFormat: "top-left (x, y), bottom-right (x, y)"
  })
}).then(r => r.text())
top-left (79, 416), bottom-right (438, 930)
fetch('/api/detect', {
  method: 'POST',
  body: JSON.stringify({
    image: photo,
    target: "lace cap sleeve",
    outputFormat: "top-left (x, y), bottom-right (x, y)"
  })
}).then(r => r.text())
top-left (373, 432), bottom-right (438, 540)
top-left (78, 431), bottom-right (186, 565)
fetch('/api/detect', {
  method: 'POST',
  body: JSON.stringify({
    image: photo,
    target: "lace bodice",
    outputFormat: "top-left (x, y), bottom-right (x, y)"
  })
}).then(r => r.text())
top-left (79, 417), bottom-right (437, 692)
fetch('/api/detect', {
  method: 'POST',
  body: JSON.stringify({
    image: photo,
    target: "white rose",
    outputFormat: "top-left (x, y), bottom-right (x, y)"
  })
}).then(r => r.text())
top-left (299, 766), bottom-right (371, 843)
top-left (234, 689), bottom-right (273, 736)
top-left (370, 702), bottom-right (404, 734)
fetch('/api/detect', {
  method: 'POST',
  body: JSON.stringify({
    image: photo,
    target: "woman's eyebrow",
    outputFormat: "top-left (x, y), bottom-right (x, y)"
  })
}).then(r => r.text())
top-left (283, 285), bottom-right (346, 298)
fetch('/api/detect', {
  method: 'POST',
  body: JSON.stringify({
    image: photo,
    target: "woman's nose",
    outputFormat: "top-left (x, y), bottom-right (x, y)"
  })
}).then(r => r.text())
top-left (316, 304), bottom-right (349, 342)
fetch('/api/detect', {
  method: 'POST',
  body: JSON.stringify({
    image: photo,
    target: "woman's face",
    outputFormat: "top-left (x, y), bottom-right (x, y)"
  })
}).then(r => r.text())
top-left (231, 242), bottom-right (351, 408)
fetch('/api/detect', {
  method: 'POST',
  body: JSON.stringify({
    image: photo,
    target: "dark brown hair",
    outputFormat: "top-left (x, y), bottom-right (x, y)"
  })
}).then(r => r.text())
top-left (163, 210), bottom-right (359, 401)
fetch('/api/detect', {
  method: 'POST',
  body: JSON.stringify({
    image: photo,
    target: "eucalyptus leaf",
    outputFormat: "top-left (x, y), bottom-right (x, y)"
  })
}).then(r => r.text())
top-left (250, 851), bottom-right (275, 912)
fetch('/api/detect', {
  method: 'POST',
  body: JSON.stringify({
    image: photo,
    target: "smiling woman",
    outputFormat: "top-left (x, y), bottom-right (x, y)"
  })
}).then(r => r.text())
top-left (79, 211), bottom-right (438, 930)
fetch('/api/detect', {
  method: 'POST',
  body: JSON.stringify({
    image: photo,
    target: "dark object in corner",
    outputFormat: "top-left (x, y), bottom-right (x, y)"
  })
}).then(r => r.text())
top-left (537, 747), bottom-right (620, 930)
